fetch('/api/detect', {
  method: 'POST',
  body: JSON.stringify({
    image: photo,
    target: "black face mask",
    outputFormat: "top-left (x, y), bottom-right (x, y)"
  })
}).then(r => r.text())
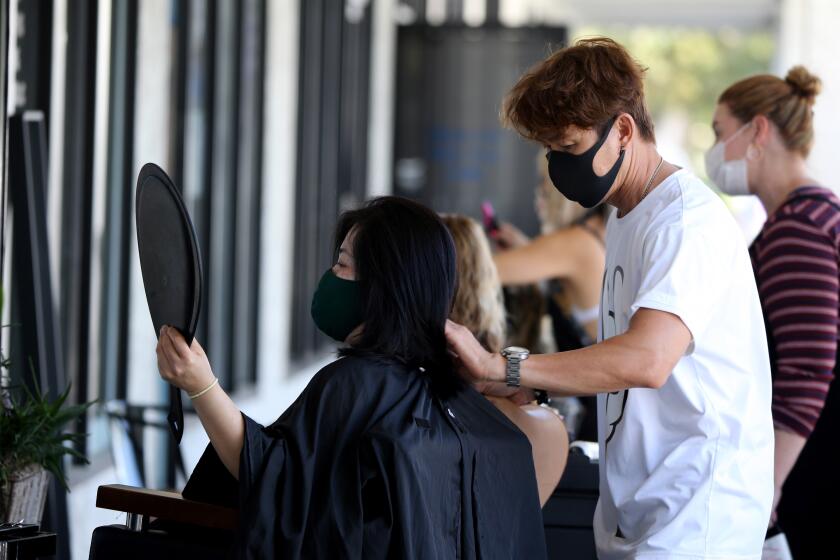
top-left (546, 117), bottom-right (625, 208)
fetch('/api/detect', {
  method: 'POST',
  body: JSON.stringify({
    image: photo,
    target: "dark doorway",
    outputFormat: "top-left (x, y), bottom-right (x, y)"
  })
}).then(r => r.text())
top-left (394, 25), bottom-right (567, 236)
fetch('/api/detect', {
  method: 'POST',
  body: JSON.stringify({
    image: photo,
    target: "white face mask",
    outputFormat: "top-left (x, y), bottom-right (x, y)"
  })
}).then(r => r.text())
top-left (704, 122), bottom-right (753, 196)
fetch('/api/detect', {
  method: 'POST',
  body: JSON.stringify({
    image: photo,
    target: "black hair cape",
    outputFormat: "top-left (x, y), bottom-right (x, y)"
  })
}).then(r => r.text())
top-left (183, 355), bottom-right (547, 559)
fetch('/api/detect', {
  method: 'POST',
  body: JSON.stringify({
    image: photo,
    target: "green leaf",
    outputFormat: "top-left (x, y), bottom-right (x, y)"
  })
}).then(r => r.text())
top-left (1, 369), bottom-right (95, 491)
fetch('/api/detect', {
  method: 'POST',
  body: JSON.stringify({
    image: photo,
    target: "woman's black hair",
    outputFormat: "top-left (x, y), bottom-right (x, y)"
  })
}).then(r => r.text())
top-left (334, 196), bottom-right (462, 395)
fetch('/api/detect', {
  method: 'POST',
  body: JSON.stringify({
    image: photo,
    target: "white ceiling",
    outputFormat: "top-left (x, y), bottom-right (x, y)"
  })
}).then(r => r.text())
top-left (497, 0), bottom-right (781, 29)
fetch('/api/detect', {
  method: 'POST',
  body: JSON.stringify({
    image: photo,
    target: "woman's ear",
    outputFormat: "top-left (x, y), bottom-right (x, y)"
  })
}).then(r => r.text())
top-left (616, 113), bottom-right (636, 150)
top-left (751, 114), bottom-right (772, 147)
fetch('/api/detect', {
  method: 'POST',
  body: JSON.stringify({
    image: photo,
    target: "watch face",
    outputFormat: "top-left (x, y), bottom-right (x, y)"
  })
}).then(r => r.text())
top-left (503, 346), bottom-right (529, 358)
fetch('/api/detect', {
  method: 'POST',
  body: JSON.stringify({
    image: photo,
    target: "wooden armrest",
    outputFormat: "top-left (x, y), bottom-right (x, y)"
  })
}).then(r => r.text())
top-left (96, 484), bottom-right (237, 530)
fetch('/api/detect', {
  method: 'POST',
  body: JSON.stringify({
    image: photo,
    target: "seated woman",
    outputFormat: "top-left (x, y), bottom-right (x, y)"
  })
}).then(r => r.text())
top-left (155, 197), bottom-right (547, 559)
top-left (442, 214), bottom-right (568, 505)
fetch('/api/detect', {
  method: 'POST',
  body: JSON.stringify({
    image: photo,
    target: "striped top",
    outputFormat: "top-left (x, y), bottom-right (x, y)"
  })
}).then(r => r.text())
top-left (749, 186), bottom-right (840, 438)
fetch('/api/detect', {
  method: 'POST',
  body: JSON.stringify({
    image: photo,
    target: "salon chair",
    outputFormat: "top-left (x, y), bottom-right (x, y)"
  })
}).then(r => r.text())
top-left (88, 484), bottom-right (236, 560)
top-left (89, 402), bottom-right (236, 559)
top-left (543, 449), bottom-right (600, 559)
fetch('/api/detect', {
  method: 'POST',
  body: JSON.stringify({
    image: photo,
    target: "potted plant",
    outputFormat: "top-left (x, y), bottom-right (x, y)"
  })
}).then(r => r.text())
top-left (0, 288), bottom-right (93, 525)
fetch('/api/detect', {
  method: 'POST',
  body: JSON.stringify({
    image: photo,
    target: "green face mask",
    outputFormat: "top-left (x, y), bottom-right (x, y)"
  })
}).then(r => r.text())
top-left (310, 269), bottom-right (364, 342)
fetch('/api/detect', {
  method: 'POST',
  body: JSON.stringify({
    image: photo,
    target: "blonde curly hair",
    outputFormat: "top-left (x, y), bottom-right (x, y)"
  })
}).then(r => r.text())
top-left (441, 214), bottom-right (507, 353)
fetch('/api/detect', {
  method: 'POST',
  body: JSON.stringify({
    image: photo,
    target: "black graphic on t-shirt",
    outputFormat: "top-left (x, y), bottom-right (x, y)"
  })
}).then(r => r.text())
top-left (605, 390), bottom-right (629, 444)
top-left (601, 265), bottom-right (629, 445)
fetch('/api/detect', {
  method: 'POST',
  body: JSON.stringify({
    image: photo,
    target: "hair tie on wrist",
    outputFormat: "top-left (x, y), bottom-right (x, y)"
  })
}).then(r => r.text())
top-left (189, 377), bottom-right (219, 400)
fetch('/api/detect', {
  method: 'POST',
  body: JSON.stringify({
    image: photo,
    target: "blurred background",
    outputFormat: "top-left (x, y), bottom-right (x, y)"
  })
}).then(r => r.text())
top-left (0, 0), bottom-right (837, 558)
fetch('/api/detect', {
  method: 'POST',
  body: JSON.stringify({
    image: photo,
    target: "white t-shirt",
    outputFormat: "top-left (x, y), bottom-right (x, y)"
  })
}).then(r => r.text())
top-left (594, 169), bottom-right (774, 559)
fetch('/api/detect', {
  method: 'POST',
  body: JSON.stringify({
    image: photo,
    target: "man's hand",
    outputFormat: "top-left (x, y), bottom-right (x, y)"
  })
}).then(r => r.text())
top-left (507, 387), bottom-right (537, 405)
top-left (445, 320), bottom-right (537, 404)
top-left (471, 380), bottom-right (517, 399)
top-left (445, 320), bottom-right (506, 386)
top-left (156, 325), bottom-right (215, 394)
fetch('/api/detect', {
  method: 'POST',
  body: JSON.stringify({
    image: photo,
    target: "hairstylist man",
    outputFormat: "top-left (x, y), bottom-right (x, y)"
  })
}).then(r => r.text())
top-left (446, 37), bottom-right (774, 559)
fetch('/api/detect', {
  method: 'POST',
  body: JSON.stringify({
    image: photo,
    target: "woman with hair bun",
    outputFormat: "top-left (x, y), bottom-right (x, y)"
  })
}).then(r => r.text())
top-left (708, 66), bottom-right (838, 557)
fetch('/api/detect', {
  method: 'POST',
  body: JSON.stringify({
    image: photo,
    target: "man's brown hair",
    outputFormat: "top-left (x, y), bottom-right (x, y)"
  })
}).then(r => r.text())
top-left (502, 37), bottom-right (655, 144)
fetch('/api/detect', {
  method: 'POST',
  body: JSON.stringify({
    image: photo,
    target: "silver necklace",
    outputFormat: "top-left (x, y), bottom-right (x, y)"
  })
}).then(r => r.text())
top-left (640, 156), bottom-right (664, 202)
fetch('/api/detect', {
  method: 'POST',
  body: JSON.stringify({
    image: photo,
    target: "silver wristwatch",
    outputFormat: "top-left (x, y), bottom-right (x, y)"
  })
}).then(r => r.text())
top-left (501, 346), bottom-right (530, 387)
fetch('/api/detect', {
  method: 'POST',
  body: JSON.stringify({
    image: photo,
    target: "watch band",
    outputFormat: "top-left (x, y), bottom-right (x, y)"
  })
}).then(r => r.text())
top-left (505, 355), bottom-right (521, 387)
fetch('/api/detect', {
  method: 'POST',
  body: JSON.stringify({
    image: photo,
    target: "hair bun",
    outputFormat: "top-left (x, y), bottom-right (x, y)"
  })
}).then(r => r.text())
top-left (785, 65), bottom-right (821, 102)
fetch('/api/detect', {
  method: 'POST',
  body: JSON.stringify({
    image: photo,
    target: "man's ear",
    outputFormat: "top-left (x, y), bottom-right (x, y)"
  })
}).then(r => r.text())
top-left (616, 113), bottom-right (636, 150)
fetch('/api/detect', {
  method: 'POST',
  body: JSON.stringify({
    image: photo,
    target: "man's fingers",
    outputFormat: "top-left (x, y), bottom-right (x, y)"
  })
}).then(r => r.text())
top-left (445, 320), bottom-right (470, 351)
top-left (445, 321), bottom-right (465, 354)
top-left (445, 319), bottom-right (498, 384)
top-left (445, 319), bottom-right (468, 334)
